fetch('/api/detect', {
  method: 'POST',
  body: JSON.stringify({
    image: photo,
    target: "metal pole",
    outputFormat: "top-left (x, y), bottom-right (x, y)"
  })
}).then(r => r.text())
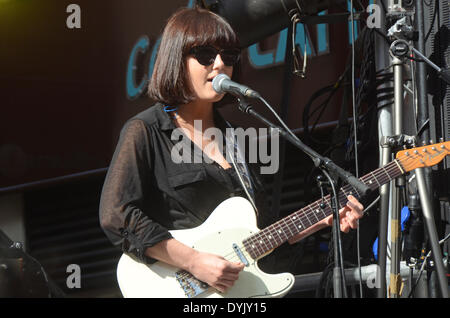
top-left (388, 55), bottom-right (404, 298)
top-left (375, 0), bottom-right (393, 298)
top-left (415, 168), bottom-right (449, 298)
top-left (413, 0), bottom-right (448, 298)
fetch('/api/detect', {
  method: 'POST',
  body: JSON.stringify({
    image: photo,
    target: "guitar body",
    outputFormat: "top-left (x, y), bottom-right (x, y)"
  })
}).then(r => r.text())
top-left (117, 197), bottom-right (295, 298)
top-left (116, 140), bottom-right (450, 298)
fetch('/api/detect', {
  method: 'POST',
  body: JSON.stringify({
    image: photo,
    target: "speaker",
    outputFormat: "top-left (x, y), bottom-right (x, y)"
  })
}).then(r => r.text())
top-left (425, 0), bottom-right (450, 199)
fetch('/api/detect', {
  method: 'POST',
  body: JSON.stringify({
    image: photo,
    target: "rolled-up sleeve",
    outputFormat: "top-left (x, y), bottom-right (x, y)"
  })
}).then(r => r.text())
top-left (99, 119), bottom-right (172, 264)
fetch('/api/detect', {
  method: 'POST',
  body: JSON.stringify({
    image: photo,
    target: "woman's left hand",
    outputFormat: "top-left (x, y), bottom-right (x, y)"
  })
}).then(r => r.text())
top-left (324, 195), bottom-right (364, 232)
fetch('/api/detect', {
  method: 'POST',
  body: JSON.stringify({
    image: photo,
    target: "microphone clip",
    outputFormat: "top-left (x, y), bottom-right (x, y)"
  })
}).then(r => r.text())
top-left (236, 95), bottom-right (253, 114)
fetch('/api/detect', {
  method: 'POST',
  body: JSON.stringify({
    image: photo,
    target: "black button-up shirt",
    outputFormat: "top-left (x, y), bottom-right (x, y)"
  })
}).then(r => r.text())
top-left (99, 103), bottom-right (272, 264)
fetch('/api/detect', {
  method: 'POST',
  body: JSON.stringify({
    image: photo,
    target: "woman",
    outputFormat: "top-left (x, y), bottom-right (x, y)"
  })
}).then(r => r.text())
top-left (99, 7), bottom-right (364, 294)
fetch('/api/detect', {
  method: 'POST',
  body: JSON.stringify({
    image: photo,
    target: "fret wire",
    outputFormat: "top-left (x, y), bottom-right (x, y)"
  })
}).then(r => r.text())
top-left (350, 185), bottom-right (360, 197)
top-left (256, 231), bottom-right (270, 251)
top-left (259, 231), bottom-right (272, 251)
top-left (375, 165), bottom-right (399, 185)
top-left (275, 220), bottom-right (289, 241)
top-left (290, 212), bottom-right (302, 231)
top-left (261, 230), bottom-right (276, 249)
top-left (298, 211), bottom-right (313, 229)
top-left (244, 159), bottom-right (409, 259)
top-left (341, 183), bottom-right (357, 197)
top-left (387, 161), bottom-right (403, 177)
top-left (369, 171), bottom-right (381, 187)
top-left (313, 201), bottom-right (329, 219)
top-left (341, 186), bottom-right (349, 197)
top-left (271, 222), bottom-right (285, 244)
top-left (301, 208), bottom-right (313, 227)
top-left (292, 212), bottom-right (307, 231)
top-left (242, 240), bottom-right (256, 259)
top-left (289, 210), bottom-right (307, 230)
top-left (283, 216), bottom-right (295, 237)
top-left (248, 233), bottom-right (263, 256)
top-left (270, 221), bottom-right (288, 243)
top-left (278, 209), bottom-right (313, 236)
top-left (372, 164), bottom-right (391, 182)
top-left (381, 164), bottom-right (396, 181)
top-left (361, 174), bottom-right (377, 190)
top-left (261, 226), bottom-right (280, 250)
top-left (307, 205), bottom-right (321, 223)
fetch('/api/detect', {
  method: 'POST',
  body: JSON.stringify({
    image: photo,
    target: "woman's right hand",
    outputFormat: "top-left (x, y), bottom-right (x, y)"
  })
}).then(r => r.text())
top-left (188, 251), bottom-right (245, 293)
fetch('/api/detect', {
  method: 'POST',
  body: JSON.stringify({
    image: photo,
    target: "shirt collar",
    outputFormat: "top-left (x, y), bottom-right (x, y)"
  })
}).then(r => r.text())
top-left (155, 103), bottom-right (177, 131)
top-left (155, 102), bottom-right (229, 133)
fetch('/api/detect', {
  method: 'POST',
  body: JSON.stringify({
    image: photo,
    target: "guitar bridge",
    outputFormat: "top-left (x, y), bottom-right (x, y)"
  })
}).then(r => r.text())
top-left (175, 270), bottom-right (209, 298)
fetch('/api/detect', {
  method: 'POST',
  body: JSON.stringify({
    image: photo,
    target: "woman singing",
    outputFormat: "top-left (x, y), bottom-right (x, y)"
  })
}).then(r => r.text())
top-left (99, 6), bottom-right (364, 295)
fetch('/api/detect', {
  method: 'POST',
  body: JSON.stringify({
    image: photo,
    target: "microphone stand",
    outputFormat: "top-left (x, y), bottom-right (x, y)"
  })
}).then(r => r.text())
top-left (235, 96), bottom-right (371, 298)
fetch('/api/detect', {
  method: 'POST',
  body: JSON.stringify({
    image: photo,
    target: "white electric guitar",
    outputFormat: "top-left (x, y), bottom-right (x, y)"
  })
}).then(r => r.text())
top-left (116, 141), bottom-right (450, 298)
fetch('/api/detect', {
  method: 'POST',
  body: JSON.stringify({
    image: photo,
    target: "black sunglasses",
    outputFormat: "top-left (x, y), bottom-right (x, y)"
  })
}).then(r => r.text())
top-left (188, 46), bottom-right (241, 67)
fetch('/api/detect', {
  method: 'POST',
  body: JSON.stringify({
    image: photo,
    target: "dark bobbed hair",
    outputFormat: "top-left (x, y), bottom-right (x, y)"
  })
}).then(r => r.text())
top-left (148, 7), bottom-right (241, 106)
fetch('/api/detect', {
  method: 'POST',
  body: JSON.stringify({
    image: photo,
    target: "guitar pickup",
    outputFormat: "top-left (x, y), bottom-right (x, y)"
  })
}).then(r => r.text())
top-left (233, 243), bottom-right (249, 267)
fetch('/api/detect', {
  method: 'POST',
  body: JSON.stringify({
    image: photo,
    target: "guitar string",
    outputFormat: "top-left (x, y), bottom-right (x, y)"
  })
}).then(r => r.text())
top-left (177, 149), bottom-right (444, 285)
top-left (176, 152), bottom-right (424, 283)
top-left (176, 164), bottom-right (390, 277)
top-left (176, 150), bottom-right (446, 281)
top-left (175, 153), bottom-right (423, 281)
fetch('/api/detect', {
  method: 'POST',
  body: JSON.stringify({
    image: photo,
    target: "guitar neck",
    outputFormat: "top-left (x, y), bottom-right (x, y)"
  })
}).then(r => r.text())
top-left (243, 159), bottom-right (404, 260)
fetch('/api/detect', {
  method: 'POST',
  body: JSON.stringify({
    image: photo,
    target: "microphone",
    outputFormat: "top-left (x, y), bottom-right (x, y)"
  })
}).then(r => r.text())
top-left (212, 74), bottom-right (260, 98)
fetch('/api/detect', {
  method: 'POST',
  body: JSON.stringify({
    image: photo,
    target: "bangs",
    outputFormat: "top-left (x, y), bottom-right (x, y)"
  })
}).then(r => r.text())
top-left (148, 7), bottom-right (241, 105)
top-left (181, 10), bottom-right (240, 53)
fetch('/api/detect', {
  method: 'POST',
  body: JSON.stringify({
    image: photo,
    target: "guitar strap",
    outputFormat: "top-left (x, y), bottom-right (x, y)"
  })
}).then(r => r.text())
top-left (224, 121), bottom-right (258, 215)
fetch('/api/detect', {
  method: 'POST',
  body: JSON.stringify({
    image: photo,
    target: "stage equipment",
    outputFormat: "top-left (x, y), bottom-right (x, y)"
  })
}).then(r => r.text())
top-left (424, 0), bottom-right (450, 263)
top-left (291, 262), bottom-right (427, 297)
top-left (0, 229), bottom-right (62, 297)
top-left (375, 0), bottom-right (449, 298)
top-left (228, 82), bottom-right (375, 298)
top-left (197, 0), bottom-right (351, 48)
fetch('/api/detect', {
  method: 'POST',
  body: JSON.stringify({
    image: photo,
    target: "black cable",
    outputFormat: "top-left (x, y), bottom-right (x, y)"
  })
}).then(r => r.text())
top-left (408, 232), bottom-right (450, 298)
top-left (424, 0), bottom-right (438, 42)
top-left (302, 84), bottom-right (340, 145)
top-left (322, 169), bottom-right (348, 298)
top-left (302, 63), bottom-right (350, 147)
top-left (416, 118), bottom-right (430, 137)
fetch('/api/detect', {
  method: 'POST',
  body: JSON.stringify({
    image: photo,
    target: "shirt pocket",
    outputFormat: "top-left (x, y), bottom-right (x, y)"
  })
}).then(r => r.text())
top-left (166, 166), bottom-right (213, 218)
top-left (167, 166), bottom-right (207, 189)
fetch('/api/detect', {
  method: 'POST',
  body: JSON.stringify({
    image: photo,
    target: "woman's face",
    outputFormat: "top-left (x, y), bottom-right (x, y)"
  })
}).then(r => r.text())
top-left (186, 48), bottom-right (234, 103)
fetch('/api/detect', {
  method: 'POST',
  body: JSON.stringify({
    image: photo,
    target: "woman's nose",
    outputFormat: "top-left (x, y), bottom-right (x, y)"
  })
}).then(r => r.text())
top-left (212, 53), bottom-right (226, 69)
